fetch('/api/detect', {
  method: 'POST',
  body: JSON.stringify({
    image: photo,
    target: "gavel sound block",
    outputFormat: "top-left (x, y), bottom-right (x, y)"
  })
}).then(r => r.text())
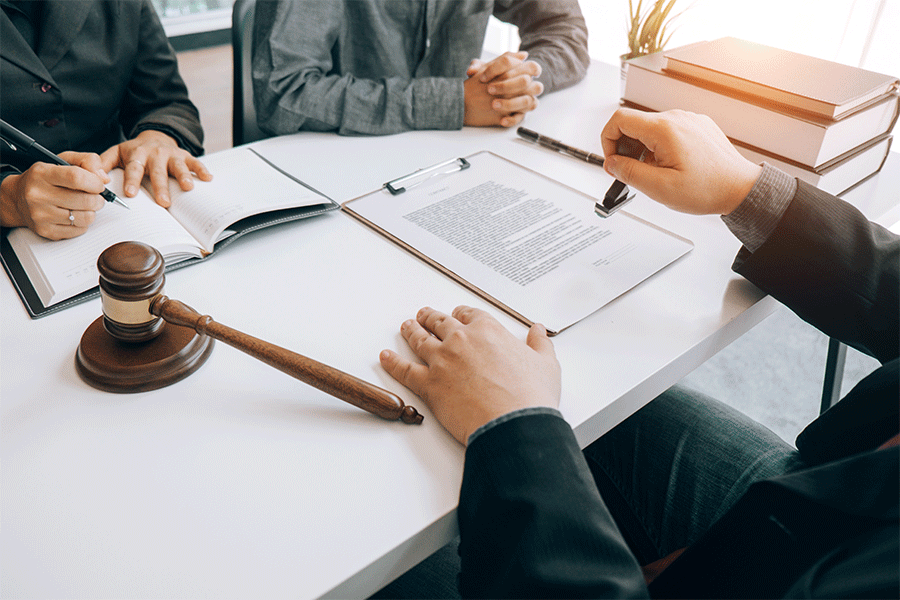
top-left (75, 241), bottom-right (423, 424)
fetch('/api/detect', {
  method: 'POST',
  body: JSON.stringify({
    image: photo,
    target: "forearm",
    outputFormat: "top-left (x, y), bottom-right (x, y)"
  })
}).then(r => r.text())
top-left (120, 0), bottom-right (204, 155)
top-left (255, 72), bottom-right (465, 136)
top-left (459, 413), bottom-right (648, 598)
top-left (493, 0), bottom-right (589, 93)
top-left (726, 167), bottom-right (899, 362)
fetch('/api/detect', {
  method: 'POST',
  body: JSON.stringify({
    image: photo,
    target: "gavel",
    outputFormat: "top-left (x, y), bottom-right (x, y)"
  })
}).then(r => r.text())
top-left (75, 241), bottom-right (422, 425)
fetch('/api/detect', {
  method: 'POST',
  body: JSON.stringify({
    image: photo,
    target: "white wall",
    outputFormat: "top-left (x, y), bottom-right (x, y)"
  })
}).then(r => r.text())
top-left (488, 0), bottom-right (899, 77)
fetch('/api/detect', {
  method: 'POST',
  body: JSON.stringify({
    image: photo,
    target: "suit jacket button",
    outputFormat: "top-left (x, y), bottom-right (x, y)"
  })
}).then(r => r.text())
top-left (41, 83), bottom-right (52, 92)
top-left (42, 118), bottom-right (60, 127)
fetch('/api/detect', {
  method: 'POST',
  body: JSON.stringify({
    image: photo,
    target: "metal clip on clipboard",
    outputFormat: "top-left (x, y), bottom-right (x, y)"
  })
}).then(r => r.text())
top-left (595, 136), bottom-right (648, 218)
top-left (384, 157), bottom-right (471, 195)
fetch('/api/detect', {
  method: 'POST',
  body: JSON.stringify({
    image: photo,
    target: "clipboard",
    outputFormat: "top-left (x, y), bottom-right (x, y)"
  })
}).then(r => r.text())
top-left (342, 151), bottom-right (693, 335)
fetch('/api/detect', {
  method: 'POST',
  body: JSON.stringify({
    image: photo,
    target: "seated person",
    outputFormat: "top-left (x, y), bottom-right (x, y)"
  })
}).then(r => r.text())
top-left (1, 0), bottom-right (212, 241)
top-left (377, 109), bottom-right (899, 598)
top-left (252, 0), bottom-right (589, 136)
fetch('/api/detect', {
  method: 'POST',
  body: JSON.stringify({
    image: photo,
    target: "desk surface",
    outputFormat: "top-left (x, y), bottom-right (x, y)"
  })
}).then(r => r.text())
top-left (2, 61), bottom-right (896, 599)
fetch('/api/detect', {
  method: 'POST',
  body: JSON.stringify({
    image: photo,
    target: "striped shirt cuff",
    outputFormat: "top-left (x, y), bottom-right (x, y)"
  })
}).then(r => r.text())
top-left (467, 406), bottom-right (564, 446)
top-left (721, 162), bottom-right (797, 253)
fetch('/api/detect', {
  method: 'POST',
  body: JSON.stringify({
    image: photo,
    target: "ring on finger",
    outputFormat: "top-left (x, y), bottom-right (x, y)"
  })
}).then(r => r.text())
top-left (128, 160), bottom-right (144, 168)
top-left (68, 209), bottom-right (75, 226)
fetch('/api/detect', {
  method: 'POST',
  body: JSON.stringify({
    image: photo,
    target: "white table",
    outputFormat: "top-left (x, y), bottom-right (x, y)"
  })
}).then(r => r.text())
top-left (2, 61), bottom-right (895, 599)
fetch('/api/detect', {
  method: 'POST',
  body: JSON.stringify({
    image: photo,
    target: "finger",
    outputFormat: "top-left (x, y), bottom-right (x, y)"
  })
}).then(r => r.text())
top-left (604, 154), bottom-right (678, 202)
top-left (400, 317), bottom-right (442, 361)
top-left (379, 348), bottom-right (429, 398)
top-left (499, 112), bottom-right (526, 128)
top-left (490, 60), bottom-right (542, 83)
top-left (600, 108), bottom-right (657, 160)
top-left (488, 75), bottom-right (543, 98)
top-left (451, 305), bottom-right (491, 325)
top-left (526, 323), bottom-right (556, 358)
top-left (492, 94), bottom-right (538, 114)
top-left (62, 152), bottom-right (110, 183)
top-left (167, 157), bottom-right (196, 191)
top-left (55, 191), bottom-right (106, 212)
top-left (146, 161), bottom-right (172, 208)
top-left (98, 146), bottom-right (121, 174)
top-left (417, 306), bottom-right (466, 341)
top-left (122, 158), bottom-right (147, 197)
top-left (479, 51), bottom-right (528, 82)
top-left (466, 58), bottom-right (485, 77)
top-left (186, 156), bottom-right (213, 182)
top-left (63, 208), bottom-right (99, 229)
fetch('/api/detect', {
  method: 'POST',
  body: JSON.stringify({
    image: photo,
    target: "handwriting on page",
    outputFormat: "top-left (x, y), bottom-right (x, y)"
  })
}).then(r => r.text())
top-left (403, 181), bottom-right (610, 286)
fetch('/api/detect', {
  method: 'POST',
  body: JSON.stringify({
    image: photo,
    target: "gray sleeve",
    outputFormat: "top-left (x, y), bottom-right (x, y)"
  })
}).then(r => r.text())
top-left (492, 0), bottom-right (590, 93)
top-left (251, 1), bottom-right (464, 136)
top-left (721, 162), bottom-right (797, 253)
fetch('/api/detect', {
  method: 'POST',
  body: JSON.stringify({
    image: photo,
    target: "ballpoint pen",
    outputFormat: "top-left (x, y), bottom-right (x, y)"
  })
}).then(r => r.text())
top-left (0, 118), bottom-right (129, 209)
top-left (517, 127), bottom-right (605, 166)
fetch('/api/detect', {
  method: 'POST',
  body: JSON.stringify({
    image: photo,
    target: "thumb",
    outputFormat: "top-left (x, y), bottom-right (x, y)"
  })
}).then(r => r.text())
top-left (526, 323), bottom-right (555, 357)
top-left (605, 155), bottom-right (675, 207)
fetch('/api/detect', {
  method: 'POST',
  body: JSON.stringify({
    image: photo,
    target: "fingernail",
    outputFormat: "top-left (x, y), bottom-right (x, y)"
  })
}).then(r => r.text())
top-left (604, 156), bottom-right (619, 178)
top-left (488, 86), bottom-right (496, 94)
top-left (125, 185), bottom-right (137, 196)
top-left (380, 349), bottom-right (392, 361)
top-left (493, 100), bottom-right (501, 110)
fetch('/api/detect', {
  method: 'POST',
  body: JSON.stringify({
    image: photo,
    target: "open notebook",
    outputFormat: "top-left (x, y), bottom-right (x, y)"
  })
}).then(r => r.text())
top-left (1, 147), bottom-right (338, 317)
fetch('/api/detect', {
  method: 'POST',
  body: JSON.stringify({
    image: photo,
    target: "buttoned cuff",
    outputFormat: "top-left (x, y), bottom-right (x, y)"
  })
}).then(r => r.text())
top-left (467, 406), bottom-right (564, 446)
top-left (721, 162), bottom-right (796, 253)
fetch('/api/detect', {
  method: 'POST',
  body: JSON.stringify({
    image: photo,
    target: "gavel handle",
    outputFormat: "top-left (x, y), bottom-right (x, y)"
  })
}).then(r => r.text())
top-left (150, 295), bottom-right (423, 424)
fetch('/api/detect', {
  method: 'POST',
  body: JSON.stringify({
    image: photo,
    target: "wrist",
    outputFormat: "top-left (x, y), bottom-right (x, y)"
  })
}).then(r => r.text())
top-left (134, 128), bottom-right (179, 148)
top-left (721, 162), bottom-right (763, 216)
top-left (0, 172), bottom-right (26, 228)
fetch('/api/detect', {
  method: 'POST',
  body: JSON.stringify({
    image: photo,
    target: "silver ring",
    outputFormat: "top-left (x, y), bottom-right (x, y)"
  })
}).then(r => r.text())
top-left (68, 210), bottom-right (75, 226)
top-left (128, 160), bottom-right (144, 168)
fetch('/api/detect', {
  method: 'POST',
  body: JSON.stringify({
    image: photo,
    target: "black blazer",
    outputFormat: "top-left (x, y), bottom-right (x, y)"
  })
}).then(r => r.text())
top-left (1, 0), bottom-right (203, 175)
top-left (458, 180), bottom-right (899, 599)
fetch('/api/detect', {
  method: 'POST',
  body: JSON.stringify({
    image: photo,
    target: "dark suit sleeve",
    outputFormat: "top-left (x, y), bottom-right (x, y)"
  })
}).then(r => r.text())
top-left (458, 413), bottom-right (648, 599)
top-left (119, 0), bottom-right (204, 155)
top-left (492, 0), bottom-right (589, 93)
top-left (732, 179), bottom-right (899, 364)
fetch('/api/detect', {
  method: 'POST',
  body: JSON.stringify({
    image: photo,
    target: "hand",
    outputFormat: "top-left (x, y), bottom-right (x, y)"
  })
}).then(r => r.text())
top-left (0, 151), bottom-right (108, 240)
top-left (99, 129), bottom-right (212, 208)
top-left (464, 51), bottom-right (543, 128)
top-left (600, 108), bottom-right (762, 215)
top-left (379, 306), bottom-right (561, 445)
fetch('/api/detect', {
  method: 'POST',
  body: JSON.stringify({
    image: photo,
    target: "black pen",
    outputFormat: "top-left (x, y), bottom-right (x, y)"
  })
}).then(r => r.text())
top-left (517, 127), bottom-right (605, 166)
top-left (0, 119), bottom-right (129, 209)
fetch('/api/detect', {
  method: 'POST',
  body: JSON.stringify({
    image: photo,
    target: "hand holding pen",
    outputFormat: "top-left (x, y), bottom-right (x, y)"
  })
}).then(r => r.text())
top-left (0, 119), bottom-right (127, 240)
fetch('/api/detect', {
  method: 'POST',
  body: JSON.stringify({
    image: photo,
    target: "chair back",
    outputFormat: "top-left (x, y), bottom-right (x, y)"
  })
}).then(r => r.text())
top-left (232, 0), bottom-right (267, 146)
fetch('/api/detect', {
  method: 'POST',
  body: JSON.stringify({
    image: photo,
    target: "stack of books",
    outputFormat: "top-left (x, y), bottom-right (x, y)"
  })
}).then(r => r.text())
top-left (621, 37), bottom-right (899, 196)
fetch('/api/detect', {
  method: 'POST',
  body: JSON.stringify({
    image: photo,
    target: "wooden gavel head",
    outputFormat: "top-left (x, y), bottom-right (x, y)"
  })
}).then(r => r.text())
top-left (97, 241), bottom-right (167, 343)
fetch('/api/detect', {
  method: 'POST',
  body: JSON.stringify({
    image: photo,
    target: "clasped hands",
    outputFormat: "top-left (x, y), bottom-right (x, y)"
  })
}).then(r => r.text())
top-left (0, 129), bottom-right (211, 240)
top-left (464, 51), bottom-right (544, 128)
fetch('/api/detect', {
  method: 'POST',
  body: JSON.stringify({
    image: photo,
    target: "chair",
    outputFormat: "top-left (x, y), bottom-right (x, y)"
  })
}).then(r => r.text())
top-left (232, 0), bottom-right (267, 146)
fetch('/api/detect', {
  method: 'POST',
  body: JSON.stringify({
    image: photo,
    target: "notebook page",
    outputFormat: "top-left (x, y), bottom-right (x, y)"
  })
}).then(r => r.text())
top-left (166, 148), bottom-right (328, 251)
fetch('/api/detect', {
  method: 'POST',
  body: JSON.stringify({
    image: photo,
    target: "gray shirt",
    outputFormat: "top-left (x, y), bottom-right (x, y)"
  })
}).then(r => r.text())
top-left (252, 0), bottom-right (589, 136)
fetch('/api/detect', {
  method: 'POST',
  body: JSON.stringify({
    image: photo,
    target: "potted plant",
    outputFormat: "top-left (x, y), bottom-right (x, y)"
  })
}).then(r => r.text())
top-left (621, 0), bottom-right (685, 92)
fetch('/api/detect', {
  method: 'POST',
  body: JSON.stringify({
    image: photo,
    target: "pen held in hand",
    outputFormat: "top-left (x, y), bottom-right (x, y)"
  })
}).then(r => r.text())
top-left (0, 118), bottom-right (129, 209)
